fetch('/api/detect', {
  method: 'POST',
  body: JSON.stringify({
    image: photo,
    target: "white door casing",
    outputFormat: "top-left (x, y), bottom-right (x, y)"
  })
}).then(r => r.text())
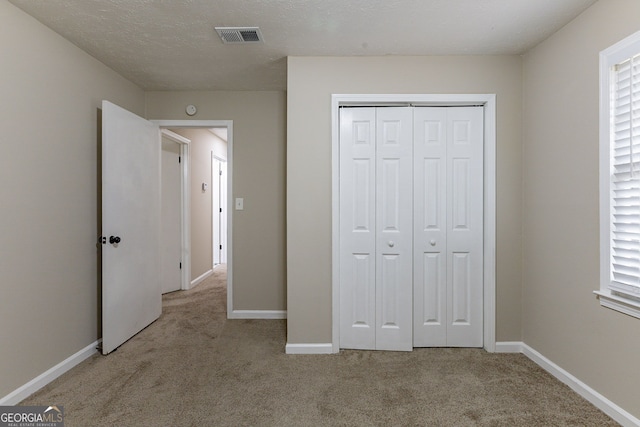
top-left (101, 101), bottom-right (162, 355)
top-left (160, 134), bottom-right (182, 294)
top-left (339, 107), bottom-right (413, 351)
top-left (413, 107), bottom-right (484, 347)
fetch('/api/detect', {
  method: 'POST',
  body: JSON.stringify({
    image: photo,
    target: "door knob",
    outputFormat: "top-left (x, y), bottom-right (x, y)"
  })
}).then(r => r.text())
top-left (430, 239), bottom-right (436, 246)
top-left (109, 236), bottom-right (121, 244)
top-left (388, 241), bottom-right (395, 247)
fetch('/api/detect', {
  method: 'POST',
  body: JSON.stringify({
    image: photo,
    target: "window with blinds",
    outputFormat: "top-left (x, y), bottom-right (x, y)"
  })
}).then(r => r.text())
top-left (610, 54), bottom-right (640, 298)
top-left (599, 30), bottom-right (640, 318)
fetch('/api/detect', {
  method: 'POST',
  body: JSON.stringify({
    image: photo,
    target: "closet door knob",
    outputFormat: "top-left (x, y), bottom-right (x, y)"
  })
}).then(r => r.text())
top-left (388, 241), bottom-right (395, 247)
top-left (430, 239), bottom-right (436, 246)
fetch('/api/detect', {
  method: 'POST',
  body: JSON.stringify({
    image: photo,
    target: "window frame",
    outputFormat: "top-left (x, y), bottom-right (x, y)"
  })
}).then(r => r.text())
top-left (597, 30), bottom-right (640, 319)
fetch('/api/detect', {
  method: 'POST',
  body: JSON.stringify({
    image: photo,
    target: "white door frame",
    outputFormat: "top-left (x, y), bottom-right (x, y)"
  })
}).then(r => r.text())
top-left (212, 153), bottom-right (227, 266)
top-left (331, 94), bottom-right (497, 353)
top-left (153, 120), bottom-right (234, 316)
top-left (160, 129), bottom-right (191, 291)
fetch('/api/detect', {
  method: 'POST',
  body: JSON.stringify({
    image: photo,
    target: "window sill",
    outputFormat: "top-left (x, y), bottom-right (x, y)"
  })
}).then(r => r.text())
top-left (594, 290), bottom-right (640, 319)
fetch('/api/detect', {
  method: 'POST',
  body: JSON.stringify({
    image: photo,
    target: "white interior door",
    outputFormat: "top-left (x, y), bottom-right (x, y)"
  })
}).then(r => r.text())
top-left (413, 107), bottom-right (448, 346)
top-left (340, 106), bottom-right (484, 351)
top-left (375, 107), bottom-right (413, 351)
top-left (339, 107), bottom-right (413, 351)
top-left (161, 134), bottom-right (182, 294)
top-left (445, 107), bottom-right (483, 347)
top-left (220, 161), bottom-right (228, 264)
top-left (212, 156), bottom-right (227, 266)
top-left (339, 107), bottom-right (376, 350)
top-left (212, 157), bottom-right (222, 266)
top-left (413, 107), bottom-right (484, 347)
top-left (102, 100), bottom-right (162, 355)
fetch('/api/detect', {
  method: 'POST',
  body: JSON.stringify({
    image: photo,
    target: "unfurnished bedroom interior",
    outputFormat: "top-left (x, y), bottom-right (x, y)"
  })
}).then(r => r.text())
top-left (1, 1), bottom-right (640, 426)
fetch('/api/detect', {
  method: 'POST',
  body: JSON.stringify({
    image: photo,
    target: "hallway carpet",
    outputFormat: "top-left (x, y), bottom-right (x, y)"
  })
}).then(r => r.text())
top-left (21, 266), bottom-right (617, 426)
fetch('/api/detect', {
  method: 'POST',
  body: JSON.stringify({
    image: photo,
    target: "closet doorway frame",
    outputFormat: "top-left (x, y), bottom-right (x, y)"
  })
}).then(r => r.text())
top-left (331, 94), bottom-right (497, 353)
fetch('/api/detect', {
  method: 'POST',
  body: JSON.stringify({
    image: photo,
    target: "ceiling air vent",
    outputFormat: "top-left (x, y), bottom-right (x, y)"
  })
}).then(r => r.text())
top-left (215, 27), bottom-right (264, 44)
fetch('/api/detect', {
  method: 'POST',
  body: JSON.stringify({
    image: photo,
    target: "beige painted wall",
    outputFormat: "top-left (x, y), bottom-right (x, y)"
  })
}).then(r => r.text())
top-left (170, 128), bottom-right (227, 281)
top-left (522, 0), bottom-right (640, 417)
top-left (146, 91), bottom-right (286, 311)
top-left (0, 2), bottom-right (145, 398)
top-left (286, 56), bottom-right (523, 344)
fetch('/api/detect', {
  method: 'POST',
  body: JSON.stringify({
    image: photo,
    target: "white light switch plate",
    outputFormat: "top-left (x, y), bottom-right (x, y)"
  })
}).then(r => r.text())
top-left (235, 198), bottom-right (244, 210)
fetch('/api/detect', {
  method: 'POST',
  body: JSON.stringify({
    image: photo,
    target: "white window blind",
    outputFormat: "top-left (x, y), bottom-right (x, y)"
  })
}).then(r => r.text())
top-left (610, 53), bottom-right (640, 297)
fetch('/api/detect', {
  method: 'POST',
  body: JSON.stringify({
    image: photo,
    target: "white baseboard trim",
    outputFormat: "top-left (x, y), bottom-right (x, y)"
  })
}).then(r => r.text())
top-left (494, 341), bottom-right (524, 353)
top-left (495, 341), bottom-right (639, 426)
top-left (521, 343), bottom-right (639, 427)
top-left (228, 310), bottom-right (287, 319)
top-left (0, 340), bottom-right (100, 406)
top-left (285, 343), bottom-right (334, 355)
top-left (190, 269), bottom-right (213, 288)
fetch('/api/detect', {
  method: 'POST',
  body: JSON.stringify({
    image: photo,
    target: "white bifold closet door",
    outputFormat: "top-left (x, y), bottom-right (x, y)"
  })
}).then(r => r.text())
top-left (339, 107), bottom-right (414, 351)
top-left (413, 107), bottom-right (483, 347)
top-left (339, 106), bottom-right (483, 351)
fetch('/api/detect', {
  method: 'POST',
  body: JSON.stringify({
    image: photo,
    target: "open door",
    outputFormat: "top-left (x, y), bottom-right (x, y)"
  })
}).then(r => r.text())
top-left (160, 132), bottom-right (182, 294)
top-left (212, 156), bottom-right (227, 266)
top-left (101, 100), bottom-right (162, 355)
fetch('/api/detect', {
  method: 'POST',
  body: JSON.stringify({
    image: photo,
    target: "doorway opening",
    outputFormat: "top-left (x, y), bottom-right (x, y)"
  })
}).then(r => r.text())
top-left (154, 120), bottom-right (234, 317)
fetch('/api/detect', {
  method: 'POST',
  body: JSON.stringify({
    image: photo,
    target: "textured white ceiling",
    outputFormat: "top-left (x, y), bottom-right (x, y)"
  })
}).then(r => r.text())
top-left (9, 0), bottom-right (597, 91)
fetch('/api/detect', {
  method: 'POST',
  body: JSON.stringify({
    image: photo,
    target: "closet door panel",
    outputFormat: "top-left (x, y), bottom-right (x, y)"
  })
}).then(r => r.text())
top-left (339, 108), bottom-right (376, 350)
top-left (376, 107), bottom-right (413, 351)
top-left (446, 107), bottom-right (484, 347)
top-left (340, 106), bottom-right (484, 351)
top-left (413, 108), bottom-right (448, 346)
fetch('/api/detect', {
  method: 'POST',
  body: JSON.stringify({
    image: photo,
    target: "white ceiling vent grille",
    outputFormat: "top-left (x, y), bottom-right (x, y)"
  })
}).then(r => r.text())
top-left (215, 27), bottom-right (264, 44)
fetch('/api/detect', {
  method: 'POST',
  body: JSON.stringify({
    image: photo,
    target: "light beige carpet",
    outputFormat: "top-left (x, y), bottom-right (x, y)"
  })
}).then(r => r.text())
top-left (21, 266), bottom-right (617, 426)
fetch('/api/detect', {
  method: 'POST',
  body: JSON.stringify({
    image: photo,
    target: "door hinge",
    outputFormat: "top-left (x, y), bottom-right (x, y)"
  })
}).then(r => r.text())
top-left (219, 170), bottom-right (223, 176)
top-left (179, 262), bottom-right (182, 269)
top-left (219, 208), bottom-right (222, 213)
top-left (220, 245), bottom-right (222, 250)
top-left (179, 156), bottom-right (181, 164)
